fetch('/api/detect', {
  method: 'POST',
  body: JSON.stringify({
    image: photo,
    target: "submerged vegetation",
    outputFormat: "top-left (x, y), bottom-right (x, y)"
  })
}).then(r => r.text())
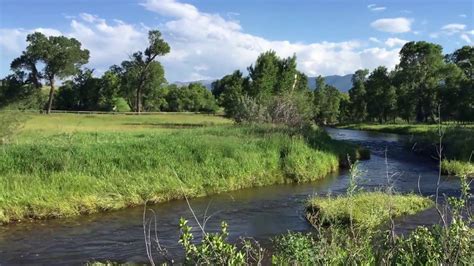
top-left (0, 113), bottom-right (366, 224)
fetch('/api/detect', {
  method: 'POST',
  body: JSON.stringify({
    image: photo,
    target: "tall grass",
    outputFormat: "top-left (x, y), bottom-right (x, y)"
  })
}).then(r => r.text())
top-left (0, 115), bottom-right (364, 224)
top-left (306, 192), bottom-right (433, 229)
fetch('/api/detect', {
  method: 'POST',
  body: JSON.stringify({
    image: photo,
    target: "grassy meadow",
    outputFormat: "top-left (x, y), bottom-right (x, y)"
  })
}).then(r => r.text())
top-left (0, 113), bottom-right (365, 224)
top-left (339, 123), bottom-right (474, 177)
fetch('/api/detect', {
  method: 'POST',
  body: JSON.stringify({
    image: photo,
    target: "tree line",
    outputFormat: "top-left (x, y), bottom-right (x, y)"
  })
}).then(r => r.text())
top-left (347, 43), bottom-right (473, 123)
top-left (212, 42), bottom-right (473, 124)
top-left (0, 30), bottom-right (217, 114)
top-left (1, 30), bottom-right (472, 123)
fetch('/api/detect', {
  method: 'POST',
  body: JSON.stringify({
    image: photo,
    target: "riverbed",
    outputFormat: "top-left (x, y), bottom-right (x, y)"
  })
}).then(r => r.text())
top-left (0, 128), bottom-right (467, 264)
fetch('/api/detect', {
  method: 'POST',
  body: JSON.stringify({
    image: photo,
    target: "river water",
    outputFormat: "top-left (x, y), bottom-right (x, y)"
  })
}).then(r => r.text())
top-left (0, 128), bottom-right (467, 265)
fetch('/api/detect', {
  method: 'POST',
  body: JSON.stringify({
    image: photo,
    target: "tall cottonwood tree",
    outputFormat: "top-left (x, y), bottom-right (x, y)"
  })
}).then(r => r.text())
top-left (247, 51), bottom-right (280, 100)
top-left (12, 32), bottom-right (90, 114)
top-left (365, 66), bottom-right (396, 123)
top-left (123, 30), bottom-right (170, 113)
top-left (348, 69), bottom-right (369, 122)
top-left (10, 54), bottom-right (42, 90)
top-left (396, 41), bottom-right (445, 122)
top-left (212, 70), bottom-right (247, 118)
top-left (445, 46), bottom-right (474, 121)
top-left (313, 76), bottom-right (342, 125)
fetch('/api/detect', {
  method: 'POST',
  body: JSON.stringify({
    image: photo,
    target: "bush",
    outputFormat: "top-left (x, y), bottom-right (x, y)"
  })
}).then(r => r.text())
top-left (179, 218), bottom-right (264, 265)
top-left (230, 92), bottom-right (314, 128)
top-left (111, 97), bottom-right (131, 112)
top-left (272, 232), bottom-right (317, 264)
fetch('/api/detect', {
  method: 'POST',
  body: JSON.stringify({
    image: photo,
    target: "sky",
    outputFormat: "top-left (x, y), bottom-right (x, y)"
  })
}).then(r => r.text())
top-left (0, 0), bottom-right (473, 82)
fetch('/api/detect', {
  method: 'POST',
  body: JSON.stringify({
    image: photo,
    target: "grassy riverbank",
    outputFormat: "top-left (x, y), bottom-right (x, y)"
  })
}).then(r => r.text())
top-left (0, 113), bottom-right (366, 224)
top-left (338, 123), bottom-right (474, 177)
top-left (306, 192), bottom-right (433, 229)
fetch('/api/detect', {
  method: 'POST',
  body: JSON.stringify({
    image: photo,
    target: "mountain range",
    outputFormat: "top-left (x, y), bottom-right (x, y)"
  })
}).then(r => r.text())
top-left (174, 74), bottom-right (354, 93)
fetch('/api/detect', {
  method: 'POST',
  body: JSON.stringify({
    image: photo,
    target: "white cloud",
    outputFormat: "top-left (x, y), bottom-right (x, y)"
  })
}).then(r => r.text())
top-left (369, 37), bottom-right (381, 43)
top-left (429, 24), bottom-right (472, 44)
top-left (459, 14), bottom-right (467, 18)
top-left (385, 37), bottom-right (408, 47)
top-left (367, 4), bottom-right (386, 12)
top-left (441, 23), bottom-right (466, 34)
top-left (1, 0), bottom-right (404, 81)
top-left (68, 13), bottom-right (147, 67)
top-left (371, 17), bottom-right (412, 33)
top-left (0, 27), bottom-right (63, 73)
top-left (460, 34), bottom-right (471, 43)
top-left (144, 0), bottom-right (403, 81)
top-left (0, 14), bottom-right (148, 75)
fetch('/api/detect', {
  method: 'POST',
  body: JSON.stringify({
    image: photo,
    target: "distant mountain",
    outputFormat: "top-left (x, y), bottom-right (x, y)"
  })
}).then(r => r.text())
top-left (307, 74), bottom-right (353, 92)
top-left (173, 74), bottom-right (353, 93)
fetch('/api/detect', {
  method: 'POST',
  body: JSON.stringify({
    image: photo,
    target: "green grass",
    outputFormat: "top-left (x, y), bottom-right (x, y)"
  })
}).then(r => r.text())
top-left (339, 123), bottom-right (474, 177)
top-left (338, 123), bottom-right (474, 135)
top-left (441, 160), bottom-right (474, 177)
top-left (306, 192), bottom-right (433, 229)
top-left (19, 113), bottom-right (232, 136)
top-left (0, 113), bottom-right (364, 224)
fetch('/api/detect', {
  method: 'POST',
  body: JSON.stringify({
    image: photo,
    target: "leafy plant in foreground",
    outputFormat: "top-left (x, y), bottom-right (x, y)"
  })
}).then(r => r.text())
top-left (178, 218), bottom-right (264, 265)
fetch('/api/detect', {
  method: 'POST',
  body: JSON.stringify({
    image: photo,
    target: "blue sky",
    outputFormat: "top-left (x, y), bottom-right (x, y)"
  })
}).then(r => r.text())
top-left (1, 0), bottom-right (472, 82)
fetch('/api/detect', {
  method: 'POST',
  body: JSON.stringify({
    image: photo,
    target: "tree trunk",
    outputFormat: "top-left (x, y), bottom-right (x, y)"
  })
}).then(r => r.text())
top-left (31, 65), bottom-right (42, 90)
top-left (136, 87), bottom-right (142, 114)
top-left (46, 78), bottom-right (55, 114)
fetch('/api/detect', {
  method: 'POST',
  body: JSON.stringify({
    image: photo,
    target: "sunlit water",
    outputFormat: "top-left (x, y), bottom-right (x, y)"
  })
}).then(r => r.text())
top-left (0, 128), bottom-right (468, 264)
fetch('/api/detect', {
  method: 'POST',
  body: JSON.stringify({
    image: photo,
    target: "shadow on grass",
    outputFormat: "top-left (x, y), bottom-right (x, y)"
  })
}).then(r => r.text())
top-left (122, 122), bottom-right (210, 128)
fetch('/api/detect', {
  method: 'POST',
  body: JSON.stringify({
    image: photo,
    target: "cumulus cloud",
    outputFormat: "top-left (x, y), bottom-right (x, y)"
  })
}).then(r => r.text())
top-left (1, 0), bottom-right (404, 81)
top-left (385, 37), bottom-right (408, 47)
top-left (0, 14), bottom-right (148, 75)
top-left (142, 0), bottom-right (402, 81)
top-left (371, 17), bottom-right (412, 33)
top-left (367, 4), bottom-right (386, 12)
top-left (0, 27), bottom-right (62, 73)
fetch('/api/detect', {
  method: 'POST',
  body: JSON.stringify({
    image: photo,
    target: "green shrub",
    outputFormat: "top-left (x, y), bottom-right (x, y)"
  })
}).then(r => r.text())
top-left (179, 218), bottom-right (264, 265)
top-left (272, 232), bottom-right (317, 264)
top-left (381, 218), bottom-right (473, 265)
top-left (111, 97), bottom-right (131, 112)
top-left (272, 228), bottom-right (376, 265)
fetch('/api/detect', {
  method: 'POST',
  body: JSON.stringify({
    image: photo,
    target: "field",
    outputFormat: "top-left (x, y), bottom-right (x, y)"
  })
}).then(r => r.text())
top-left (0, 113), bottom-right (365, 224)
top-left (338, 123), bottom-right (474, 177)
